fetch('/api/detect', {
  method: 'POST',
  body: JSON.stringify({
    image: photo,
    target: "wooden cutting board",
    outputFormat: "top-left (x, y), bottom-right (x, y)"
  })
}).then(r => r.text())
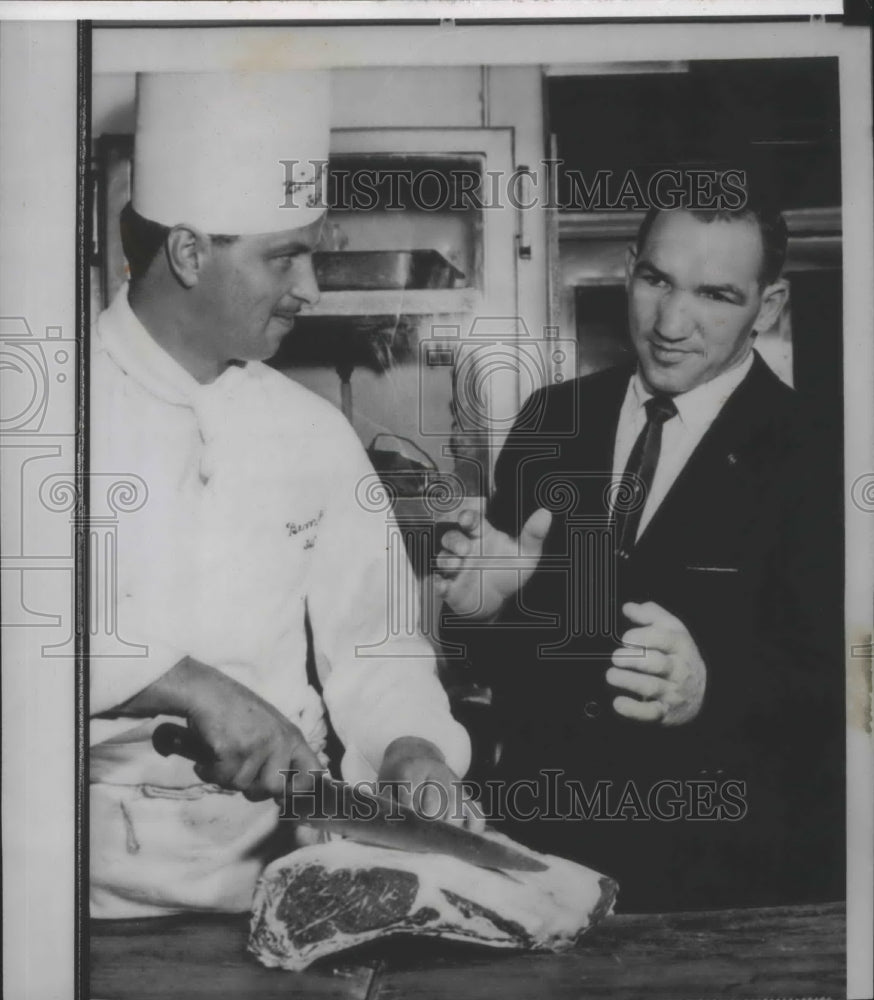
top-left (90, 901), bottom-right (845, 1000)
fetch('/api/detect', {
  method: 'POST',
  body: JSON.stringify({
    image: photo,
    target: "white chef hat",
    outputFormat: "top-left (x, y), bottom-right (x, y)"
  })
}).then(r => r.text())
top-left (132, 70), bottom-right (330, 235)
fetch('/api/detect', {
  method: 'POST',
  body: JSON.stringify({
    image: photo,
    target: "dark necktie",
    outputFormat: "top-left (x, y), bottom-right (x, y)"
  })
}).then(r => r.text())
top-left (614, 393), bottom-right (678, 558)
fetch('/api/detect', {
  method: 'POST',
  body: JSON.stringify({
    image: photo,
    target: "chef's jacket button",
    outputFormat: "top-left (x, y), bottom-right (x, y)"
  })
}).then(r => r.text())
top-left (584, 700), bottom-right (601, 719)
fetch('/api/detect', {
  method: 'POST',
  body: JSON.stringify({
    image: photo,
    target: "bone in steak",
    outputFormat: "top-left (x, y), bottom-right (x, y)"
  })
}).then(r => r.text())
top-left (248, 833), bottom-right (617, 971)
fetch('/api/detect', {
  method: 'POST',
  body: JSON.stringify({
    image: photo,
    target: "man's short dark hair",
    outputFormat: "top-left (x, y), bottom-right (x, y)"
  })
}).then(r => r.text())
top-left (119, 202), bottom-right (238, 284)
top-left (635, 204), bottom-right (788, 288)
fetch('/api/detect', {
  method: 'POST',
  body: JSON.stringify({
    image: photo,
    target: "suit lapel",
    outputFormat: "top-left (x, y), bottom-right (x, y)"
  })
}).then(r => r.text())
top-left (632, 354), bottom-right (784, 557)
top-left (572, 366), bottom-right (632, 517)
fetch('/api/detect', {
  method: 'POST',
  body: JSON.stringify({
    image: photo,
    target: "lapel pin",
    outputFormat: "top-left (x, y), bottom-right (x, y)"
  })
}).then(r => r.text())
top-left (727, 453), bottom-right (738, 466)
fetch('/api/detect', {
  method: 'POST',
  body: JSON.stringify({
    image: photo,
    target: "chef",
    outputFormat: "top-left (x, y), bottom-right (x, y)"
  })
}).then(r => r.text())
top-left (90, 70), bottom-right (474, 918)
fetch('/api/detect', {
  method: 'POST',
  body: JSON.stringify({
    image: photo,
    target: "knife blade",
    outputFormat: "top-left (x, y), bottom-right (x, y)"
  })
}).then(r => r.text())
top-left (152, 722), bottom-right (547, 873)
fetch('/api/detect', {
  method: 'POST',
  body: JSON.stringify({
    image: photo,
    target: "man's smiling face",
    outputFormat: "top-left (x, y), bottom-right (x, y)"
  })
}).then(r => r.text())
top-left (195, 217), bottom-right (324, 365)
top-left (626, 210), bottom-right (786, 396)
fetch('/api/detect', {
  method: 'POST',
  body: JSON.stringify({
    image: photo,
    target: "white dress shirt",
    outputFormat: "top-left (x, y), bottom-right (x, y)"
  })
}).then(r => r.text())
top-left (89, 285), bottom-right (470, 916)
top-left (611, 352), bottom-right (754, 542)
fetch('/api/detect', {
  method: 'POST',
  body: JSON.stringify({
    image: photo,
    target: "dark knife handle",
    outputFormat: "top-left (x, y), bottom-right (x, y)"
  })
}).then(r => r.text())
top-left (152, 722), bottom-right (213, 763)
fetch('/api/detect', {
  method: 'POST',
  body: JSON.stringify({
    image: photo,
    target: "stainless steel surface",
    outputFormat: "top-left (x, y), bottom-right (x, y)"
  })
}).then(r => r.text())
top-left (313, 250), bottom-right (465, 291)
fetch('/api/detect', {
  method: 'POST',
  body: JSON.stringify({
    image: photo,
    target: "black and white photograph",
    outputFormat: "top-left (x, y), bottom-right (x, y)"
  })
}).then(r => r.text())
top-left (1, 6), bottom-right (872, 999)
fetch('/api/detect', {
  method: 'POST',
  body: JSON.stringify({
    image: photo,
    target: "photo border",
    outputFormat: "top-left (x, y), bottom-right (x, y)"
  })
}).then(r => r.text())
top-left (0, 8), bottom-right (870, 1000)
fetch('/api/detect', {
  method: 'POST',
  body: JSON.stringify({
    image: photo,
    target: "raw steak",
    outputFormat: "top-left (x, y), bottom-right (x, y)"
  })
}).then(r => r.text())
top-left (248, 833), bottom-right (617, 971)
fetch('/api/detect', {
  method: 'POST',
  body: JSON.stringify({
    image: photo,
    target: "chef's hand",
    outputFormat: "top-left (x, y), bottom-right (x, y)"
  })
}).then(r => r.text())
top-left (120, 657), bottom-right (323, 801)
top-left (434, 507), bottom-right (552, 619)
top-left (606, 601), bottom-right (707, 726)
top-left (378, 736), bottom-right (486, 833)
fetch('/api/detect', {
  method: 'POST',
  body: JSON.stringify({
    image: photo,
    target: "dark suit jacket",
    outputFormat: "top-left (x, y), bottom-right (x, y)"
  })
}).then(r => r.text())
top-left (448, 353), bottom-right (844, 911)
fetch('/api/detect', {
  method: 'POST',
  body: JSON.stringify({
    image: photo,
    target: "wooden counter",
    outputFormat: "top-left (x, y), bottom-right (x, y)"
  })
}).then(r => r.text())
top-left (90, 901), bottom-right (844, 1000)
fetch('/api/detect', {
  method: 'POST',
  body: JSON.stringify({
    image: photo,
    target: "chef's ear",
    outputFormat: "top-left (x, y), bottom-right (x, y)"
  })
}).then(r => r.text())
top-left (165, 224), bottom-right (211, 289)
top-left (624, 244), bottom-right (638, 293)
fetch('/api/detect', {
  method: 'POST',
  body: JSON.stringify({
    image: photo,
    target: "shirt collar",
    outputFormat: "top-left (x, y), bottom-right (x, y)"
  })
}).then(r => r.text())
top-left (97, 283), bottom-right (246, 407)
top-left (630, 350), bottom-right (755, 429)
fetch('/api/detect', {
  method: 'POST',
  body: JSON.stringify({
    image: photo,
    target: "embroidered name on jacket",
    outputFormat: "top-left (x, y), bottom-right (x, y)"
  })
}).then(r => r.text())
top-left (286, 510), bottom-right (325, 539)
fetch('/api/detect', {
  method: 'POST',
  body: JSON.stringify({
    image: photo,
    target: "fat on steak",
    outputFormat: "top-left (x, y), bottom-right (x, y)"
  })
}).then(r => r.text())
top-left (248, 833), bottom-right (617, 971)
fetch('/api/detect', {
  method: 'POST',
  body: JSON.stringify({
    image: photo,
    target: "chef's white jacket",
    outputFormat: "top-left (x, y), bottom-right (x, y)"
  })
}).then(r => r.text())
top-left (89, 286), bottom-right (470, 917)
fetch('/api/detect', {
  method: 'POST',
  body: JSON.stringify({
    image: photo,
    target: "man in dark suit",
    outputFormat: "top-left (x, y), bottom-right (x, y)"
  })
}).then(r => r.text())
top-left (437, 204), bottom-right (844, 911)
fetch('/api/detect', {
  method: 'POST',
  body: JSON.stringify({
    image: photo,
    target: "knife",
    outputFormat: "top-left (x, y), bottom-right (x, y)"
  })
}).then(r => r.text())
top-left (152, 722), bottom-right (548, 873)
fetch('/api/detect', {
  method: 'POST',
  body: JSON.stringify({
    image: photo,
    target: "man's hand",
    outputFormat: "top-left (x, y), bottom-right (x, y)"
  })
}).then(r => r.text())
top-left (377, 737), bottom-right (485, 833)
top-left (120, 657), bottom-right (323, 801)
top-left (434, 506), bottom-right (552, 619)
top-left (606, 601), bottom-right (707, 726)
